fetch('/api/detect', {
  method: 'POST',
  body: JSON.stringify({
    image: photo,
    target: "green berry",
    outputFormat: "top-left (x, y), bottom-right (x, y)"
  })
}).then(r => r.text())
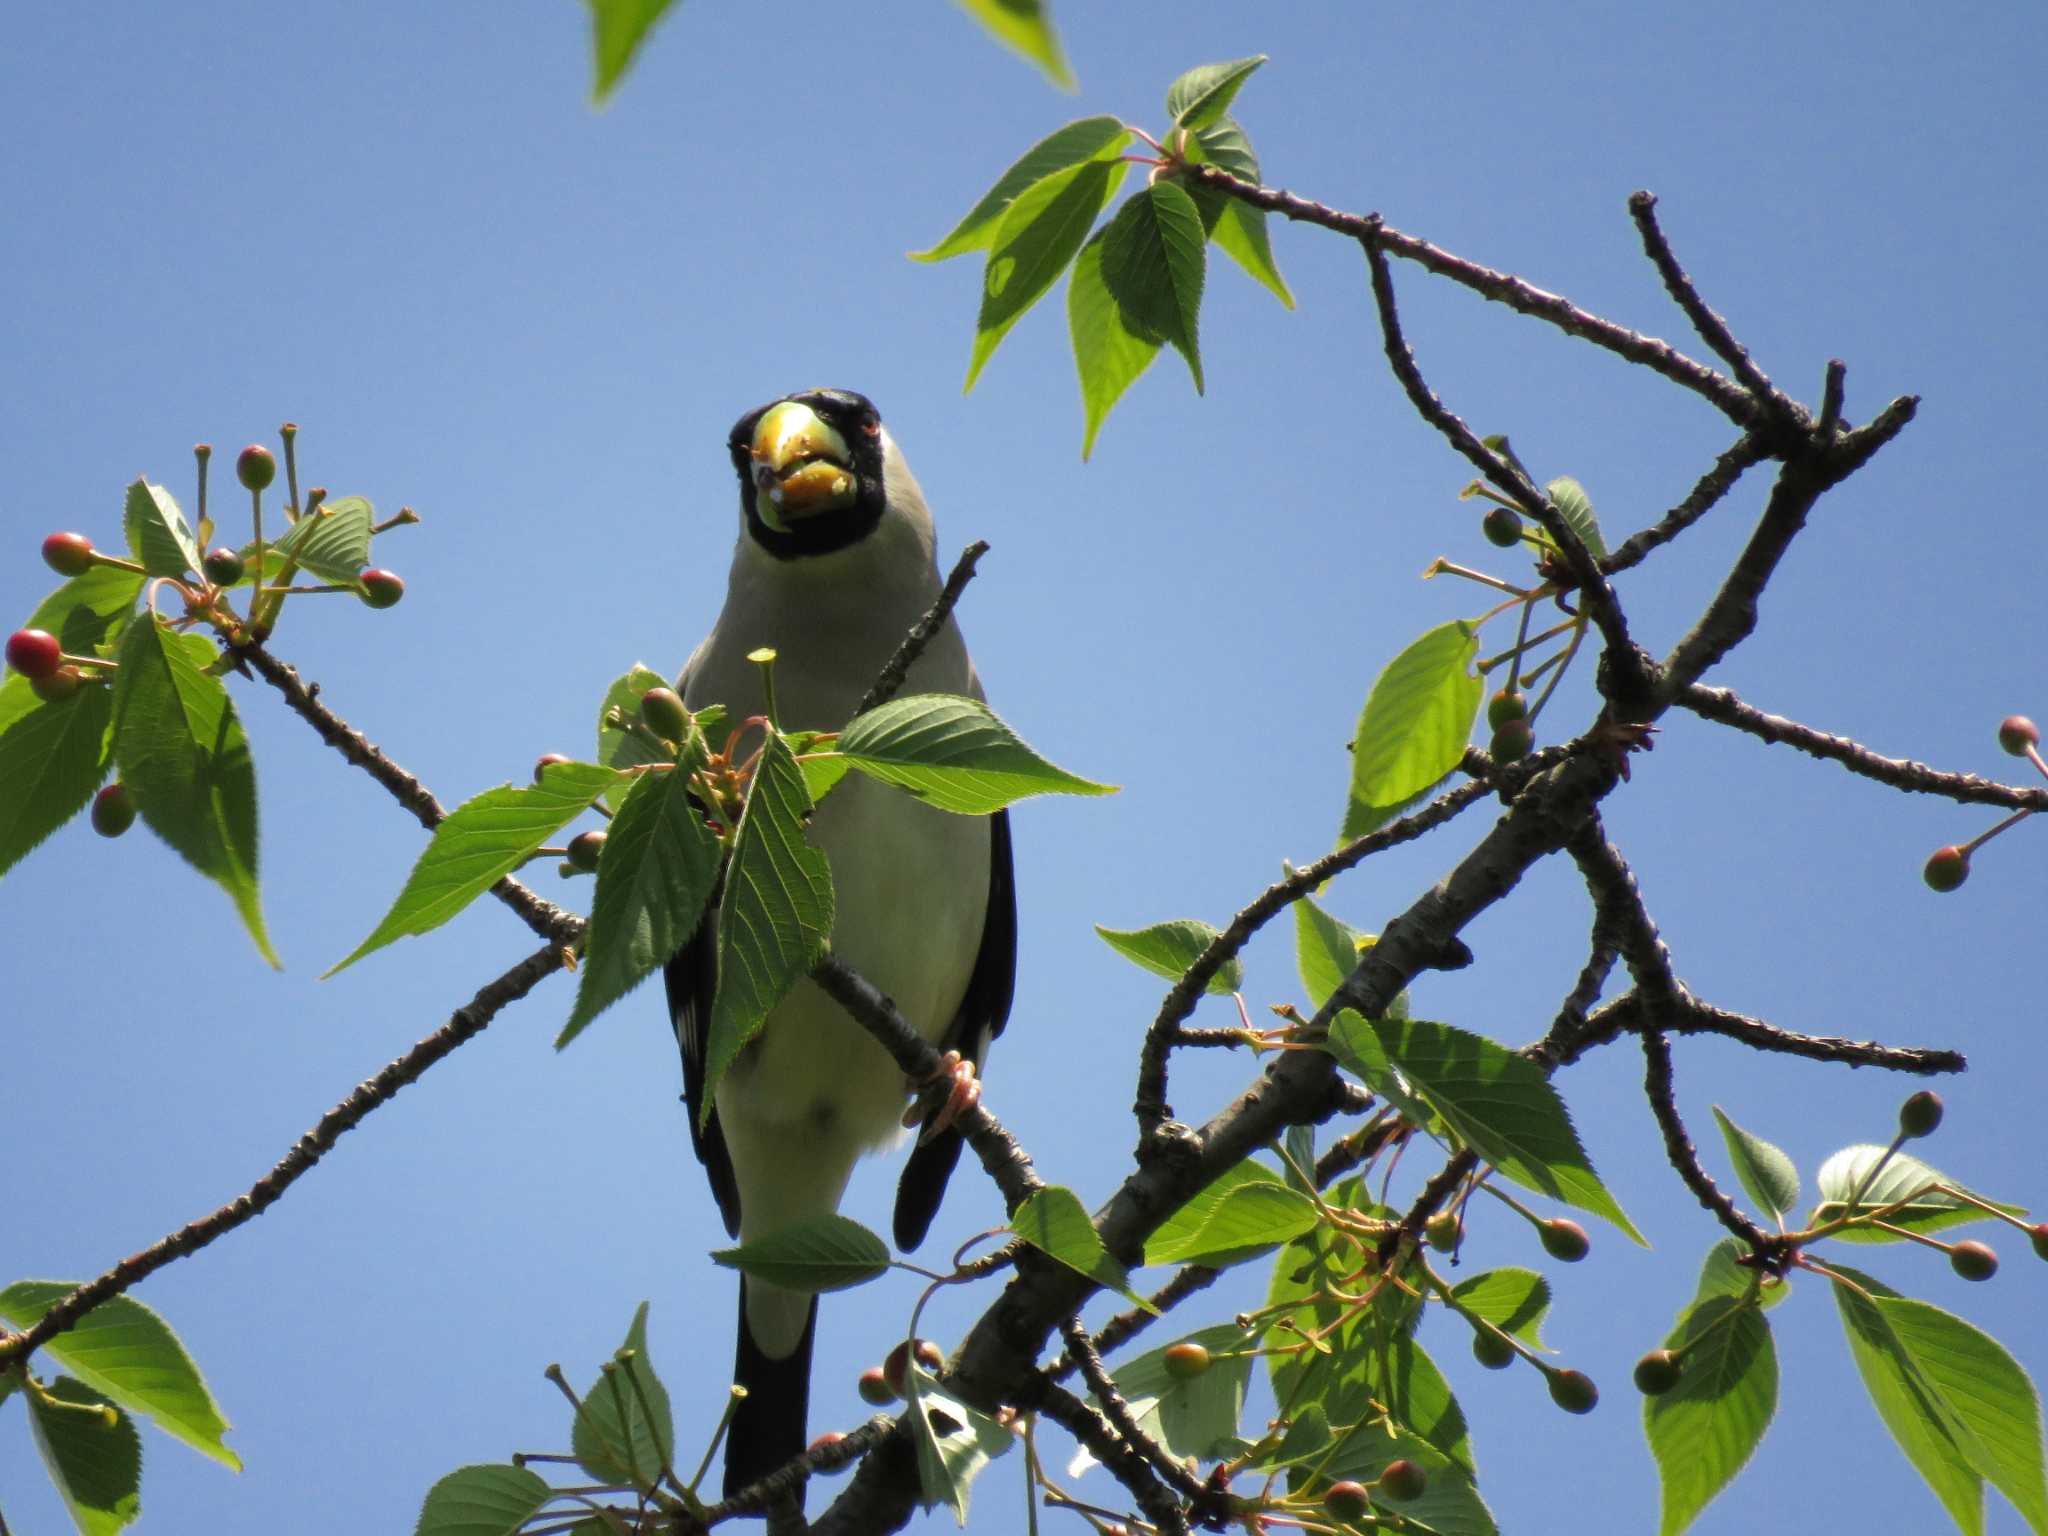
top-left (2029, 1223), bottom-right (2048, 1262)
top-left (91, 782), bottom-right (137, 837)
top-left (6, 628), bottom-right (62, 680)
top-left (641, 686), bottom-right (690, 743)
top-left (1547, 1367), bottom-right (1598, 1414)
top-left (1323, 1480), bottom-right (1371, 1521)
top-left (1490, 717), bottom-right (1534, 764)
top-left (1539, 1218), bottom-right (1590, 1263)
top-left (565, 830), bottom-right (606, 872)
top-left (1487, 688), bottom-right (1528, 729)
top-left (236, 444), bottom-right (276, 491)
top-left (533, 752), bottom-right (571, 783)
top-left (1378, 1459), bottom-right (1427, 1502)
top-left (42, 532), bottom-right (95, 577)
top-left (31, 666), bottom-right (83, 702)
top-left (1424, 1211), bottom-right (1462, 1252)
top-left (1998, 715), bottom-right (2039, 756)
top-left (1633, 1349), bottom-right (1682, 1396)
top-left (1471, 1329), bottom-right (1516, 1370)
top-left (857, 1366), bottom-right (896, 1405)
top-left (1898, 1090), bottom-right (1943, 1140)
top-left (1482, 506), bottom-right (1524, 548)
top-left (359, 569), bottom-right (405, 609)
top-left (1163, 1342), bottom-right (1211, 1380)
top-left (1922, 846), bottom-right (1969, 892)
top-left (203, 546), bottom-right (246, 586)
top-left (1950, 1240), bottom-right (1998, 1281)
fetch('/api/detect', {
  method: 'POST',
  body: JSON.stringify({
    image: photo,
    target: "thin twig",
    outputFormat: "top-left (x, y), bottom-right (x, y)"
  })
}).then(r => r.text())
top-left (1024, 1380), bottom-right (1188, 1536)
top-left (1059, 1317), bottom-right (1206, 1506)
top-left (851, 540), bottom-right (991, 718)
top-left (1600, 434), bottom-right (1773, 576)
top-left (1639, 1028), bottom-right (1780, 1254)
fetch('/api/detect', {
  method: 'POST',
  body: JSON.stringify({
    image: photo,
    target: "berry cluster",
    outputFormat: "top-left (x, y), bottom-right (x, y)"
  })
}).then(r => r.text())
top-left (1922, 714), bottom-right (2040, 892)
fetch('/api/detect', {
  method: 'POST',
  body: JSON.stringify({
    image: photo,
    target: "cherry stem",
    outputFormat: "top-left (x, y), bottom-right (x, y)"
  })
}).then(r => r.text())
top-left (1429, 558), bottom-right (1529, 598)
top-left (88, 552), bottom-right (147, 576)
top-left (1959, 806), bottom-right (2034, 857)
top-left (280, 424), bottom-right (301, 523)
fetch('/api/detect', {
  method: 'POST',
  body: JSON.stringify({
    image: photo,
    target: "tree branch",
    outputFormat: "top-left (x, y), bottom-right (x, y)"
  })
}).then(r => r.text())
top-left (852, 541), bottom-right (991, 718)
top-left (1599, 433), bottom-right (1773, 576)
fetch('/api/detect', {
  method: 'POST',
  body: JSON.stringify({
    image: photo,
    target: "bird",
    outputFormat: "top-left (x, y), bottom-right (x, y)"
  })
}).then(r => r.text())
top-left (665, 388), bottom-right (1016, 1500)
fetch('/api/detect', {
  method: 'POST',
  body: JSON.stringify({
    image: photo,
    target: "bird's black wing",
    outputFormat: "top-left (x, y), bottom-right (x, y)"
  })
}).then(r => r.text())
top-left (894, 807), bottom-right (1017, 1250)
top-left (668, 877), bottom-right (741, 1237)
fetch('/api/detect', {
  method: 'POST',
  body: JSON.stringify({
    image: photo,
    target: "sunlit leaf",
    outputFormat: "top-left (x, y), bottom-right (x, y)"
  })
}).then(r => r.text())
top-left (1095, 918), bottom-right (1239, 994)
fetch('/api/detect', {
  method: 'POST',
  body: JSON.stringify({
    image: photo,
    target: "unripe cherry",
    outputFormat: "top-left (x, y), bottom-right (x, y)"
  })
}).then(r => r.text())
top-left (857, 1366), bottom-right (896, 1405)
top-left (565, 830), bottom-right (607, 872)
top-left (1424, 1211), bottom-right (1461, 1252)
top-left (1471, 1329), bottom-right (1516, 1370)
top-left (1898, 1090), bottom-right (1943, 1140)
top-left (1487, 688), bottom-right (1528, 729)
top-left (1482, 506), bottom-right (1524, 548)
top-left (1490, 717), bottom-right (1534, 764)
top-left (1997, 715), bottom-right (2039, 756)
top-left (641, 686), bottom-right (689, 743)
top-left (203, 546), bottom-right (246, 586)
top-left (359, 569), bottom-right (405, 609)
top-left (1163, 1341), bottom-right (1211, 1380)
top-left (236, 444), bottom-right (276, 491)
top-left (2028, 1224), bottom-right (2048, 1263)
top-left (31, 666), bottom-right (84, 702)
top-left (5, 628), bottom-right (63, 680)
top-left (42, 532), bottom-right (95, 577)
top-left (808, 1431), bottom-right (846, 1456)
top-left (1547, 1367), bottom-right (1598, 1414)
top-left (1377, 1458), bottom-right (1427, 1501)
top-left (1323, 1480), bottom-right (1371, 1521)
top-left (1922, 846), bottom-right (1969, 892)
top-left (1539, 1218), bottom-right (1590, 1263)
top-left (1633, 1349), bottom-right (1682, 1396)
top-left (1950, 1240), bottom-right (1998, 1282)
top-left (91, 782), bottom-right (137, 838)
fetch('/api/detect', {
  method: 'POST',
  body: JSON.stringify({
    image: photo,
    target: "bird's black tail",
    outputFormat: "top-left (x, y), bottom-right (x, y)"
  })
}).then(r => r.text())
top-left (725, 1281), bottom-right (818, 1500)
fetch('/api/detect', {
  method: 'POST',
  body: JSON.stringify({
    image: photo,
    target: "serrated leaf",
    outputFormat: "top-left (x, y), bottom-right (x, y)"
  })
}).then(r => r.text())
top-left (1313, 1420), bottom-right (1499, 1536)
top-left (1101, 181), bottom-right (1206, 392)
top-left (26, 1375), bottom-right (141, 1536)
top-left (1181, 117), bottom-right (1293, 308)
top-left (1010, 1186), bottom-right (1155, 1312)
top-left (1694, 1238), bottom-right (1790, 1312)
top-left (1293, 888), bottom-right (1367, 1011)
top-left (837, 693), bottom-right (1114, 813)
top-left (1111, 1323), bottom-right (1259, 1462)
top-left (1712, 1105), bottom-right (1799, 1221)
top-left (1544, 475), bottom-right (1606, 558)
top-left (0, 564), bottom-right (141, 748)
top-left (701, 732), bottom-right (833, 1122)
top-left (122, 478), bottom-right (199, 579)
top-left (586, 0), bottom-right (681, 102)
top-left (965, 157), bottom-right (1126, 392)
top-left (710, 1214), bottom-right (891, 1294)
top-left (1143, 1158), bottom-right (1284, 1266)
top-left (1337, 1013), bottom-right (1645, 1242)
top-left (915, 117), bottom-right (1128, 261)
top-left (1067, 222), bottom-right (1163, 458)
top-left (1645, 1286), bottom-right (1778, 1536)
top-left (112, 619), bottom-right (277, 966)
top-left (595, 663), bottom-right (675, 808)
top-left (952, 0), bottom-right (1074, 91)
top-left (571, 1302), bottom-right (676, 1489)
top-left (905, 1362), bottom-right (1015, 1522)
top-left (327, 761), bottom-right (623, 976)
top-left (1448, 1267), bottom-right (1552, 1347)
top-left (270, 494), bottom-right (374, 587)
top-left (413, 1462), bottom-right (554, 1536)
top-left (559, 742), bottom-right (720, 1047)
top-left (1324, 1007), bottom-right (1439, 1131)
top-left (1812, 1146), bottom-right (2023, 1242)
top-left (1166, 56), bottom-right (1265, 130)
top-left (1095, 918), bottom-right (1239, 994)
top-left (1342, 620), bottom-right (1483, 842)
top-left (1144, 1178), bottom-right (1318, 1269)
top-left (0, 680), bottom-right (113, 882)
top-left (0, 1282), bottom-right (237, 1469)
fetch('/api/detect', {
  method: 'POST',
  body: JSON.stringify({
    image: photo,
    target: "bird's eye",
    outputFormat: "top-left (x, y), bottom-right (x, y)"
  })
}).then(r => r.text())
top-left (861, 414), bottom-right (881, 436)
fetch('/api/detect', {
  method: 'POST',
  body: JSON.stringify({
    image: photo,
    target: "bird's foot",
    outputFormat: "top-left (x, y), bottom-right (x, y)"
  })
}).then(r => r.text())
top-left (902, 1050), bottom-right (981, 1142)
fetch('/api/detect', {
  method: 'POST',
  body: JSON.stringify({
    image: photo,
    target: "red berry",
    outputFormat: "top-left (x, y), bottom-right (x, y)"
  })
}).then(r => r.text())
top-left (1482, 506), bottom-right (1524, 548)
top-left (1490, 717), bottom-right (1534, 764)
top-left (42, 532), bottom-right (95, 577)
top-left (533, 752), bottom-right (572, 783)
top-left (883, 1338), bottom-right (944, 1395)
top-left (1950, 1240), bottom-right (1998, 1281)
top-left (1472, 1329), bottom-right (1516, 1370)
top-left (1898, 1090), bottom-right (1943, 1139)
top-left (1163, 1342), bottom-right (1211, 1380)
top-left (236, 444), bottom-right (276, 492)
top-left (1486, 688), bottom-right (1528, 729)
top-left (1548, 1367), bottom-right (1598, 1414)
top-left (1633, 1349), bottom-right (1682, 1396)
top-left (203, 546), bottom-right (246, 586)
top-left (565, 830), bottom-right (606, 872)
top-left (1540, 1218), bottom-right (1590, 1262)
top-left (1998, 715), bottom-right (2039, 756)
top-left (1323, 1480), bottom-right (1371, 1521)
top-left (808, 1430), bottom-right (846, 1456)
top-left (857, 1366), bottom-right (896, 1405)
top-left (2029, 1223), bottom-right (2048, 1262)
top-left (91, 782), bottom-right (136, 838)
top-left (31, 666), bottom-right (84, 703)
top-left (5, 628), bottom-right (63, 680)
top-left (1378, 1459), bottom-right (1427, 1502)
top-left (1923, 846), bottom-right (1969, 892)
top-left (359, 569), bottom-right (405, 609)
top-left (641, 686), bottom-right (690, 743)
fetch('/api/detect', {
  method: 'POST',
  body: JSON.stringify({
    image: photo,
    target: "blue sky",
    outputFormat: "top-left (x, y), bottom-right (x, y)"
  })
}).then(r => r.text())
top-left (4, 3), bottom-right (2046, 1532)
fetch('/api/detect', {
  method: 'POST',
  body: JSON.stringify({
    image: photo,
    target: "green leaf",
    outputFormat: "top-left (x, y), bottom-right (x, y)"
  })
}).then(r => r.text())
top-left (571, 1302), bottom-right (676, 1489)
top-left (0, 680), bottom-right (113, 882)
top-left (585, 0), bottom-right (681, 102)
top-left (1293, 888), bottom-right (1363, 1010)
top-left (26, 1375), bottom-right (141, 1536)
top-left (1342, 620), bottom-right (1483, 841)
top-left (951, 0), bottom-right (1074, 91)
top-left (1831, 1262), bottom-right (2048, 1536)
top-left (701, 732), bottom-right (833, 1122)
top-left (710, 1214), bottom-right (891, 1294)
top-left (1447, 1267), bottom-right (1552, 1346)
top-left (1143, 1178), bottom-right (1317, 1269)
top-left (1812, 1146), bottom-right (2023, 1242)
top-left (1094, 918), bottom-right (1239, 994)
top-left (1111, 1323), bottom-right (1259, 1462)
top-left (837, 693), bottom-right (1114, 813)
top-left (270, 494), bottom-right (374, 588)
top-left (595, 663), bottom-right (675, 807)
top-left (327, 761), bottom-right (623, 976)
top-left (1313, 1420), bottom-right (1499, 1536)
top-left (1010, 1186), bottom-right (1155, 1312)
top-left (1143, 1158), bottom-right (1285, 1266)
top-left (1545, 475), bottom-right (1607, 558)
top-left (1324, 1008), bottom-right (1439, 1132)
top-left (111, 619), bottom-right (277, 966)
top-left (558, 743), bottom-right (720, 1047)
top-left (1694, 1238), bottom-right (1789, 1312)
top-left (1645, 1287), bottom-right (1778, 1536)
top-left (1181, 117), bottom-right (1293, 308)
top-left (904, 1362), bottom-right (1015, 1521)
top-left (965, 157), bottom-right (1125, 391)
top-left (914, 116), bottom-right (1128, 262)
top-left (1101, 181), bottom-right (1206, 393)
top-left (1712, 1106), bottom-right (1799, 1221)
top-left (0, 1282), bottom-right (237, 1468)
top-left (1165, 56), bottom-right (1265, 130)
top-left (1067, 222), bottom-right (1163, 459)
top-left (1338, 1013), bottom-right (1645, 1242)
top-left (0, 563), bottom-right (142, 750)
top-left (1480, 434), bottom-right (1536, 488)
top-left (122, 478), bottom-right (199, 579)
top-left (413, 1463), bottom-right (554, 1536)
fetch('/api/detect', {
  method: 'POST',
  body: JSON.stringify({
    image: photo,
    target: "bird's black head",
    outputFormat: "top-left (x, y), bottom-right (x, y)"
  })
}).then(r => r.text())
top-left (728, 388), bottom-right (889, 560)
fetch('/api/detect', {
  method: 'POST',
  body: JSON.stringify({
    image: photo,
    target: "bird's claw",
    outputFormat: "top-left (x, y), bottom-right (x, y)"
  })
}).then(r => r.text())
top-left (902, 1050), bottom-right (981, 1142)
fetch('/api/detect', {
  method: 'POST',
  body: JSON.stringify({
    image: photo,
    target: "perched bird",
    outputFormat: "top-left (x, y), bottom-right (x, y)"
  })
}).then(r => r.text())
top-left (665, 389), bottom-right (1016, 1498)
